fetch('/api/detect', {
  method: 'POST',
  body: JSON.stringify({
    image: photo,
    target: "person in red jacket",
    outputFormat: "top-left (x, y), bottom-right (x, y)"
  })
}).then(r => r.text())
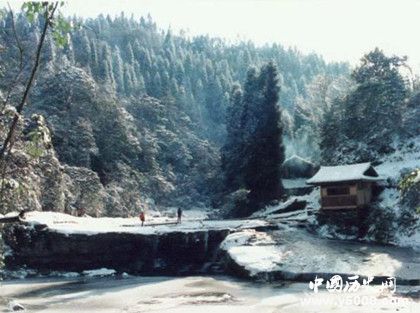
top-left (139, 211), bottom-right (145, 226)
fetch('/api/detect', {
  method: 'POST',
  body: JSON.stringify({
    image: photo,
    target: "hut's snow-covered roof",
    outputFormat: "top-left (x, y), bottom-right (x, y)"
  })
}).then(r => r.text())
top-left (281, 155), bottom-right (316, 178)
top-left (306, 162), bottom-right (382, 185)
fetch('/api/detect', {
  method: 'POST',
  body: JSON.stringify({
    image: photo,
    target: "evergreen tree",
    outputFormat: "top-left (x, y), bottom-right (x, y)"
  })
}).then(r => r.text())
top-left (112, 47), bottom-right (125, 94)
top-left (244, 62), bottom-right (284, 211)
top-left (319, 98), bottom-right (343, 163)
top-left (126, 42), bottom-right (135, 65)
top-left (150, 72), bottom-right (162, 97)
top-left (221, 84), bottom-right (244, 190)
top-left (98, 43), bottom-right (114, 87)
top-left (343, 48), bottom-right (408, 154)
top-left (42, 33), bottom-right (56, 64)
top-left (163, 29), bottom-right (175, 57)
top-left (75, 32), bottom-right (91, 69)
top-left (89, 38), bottom-right (99, 77)
top-left (123, 63), bottom-right (134, 95)
top-left (222, 63), bottom-right (285, 216)
top-left (317, 48), bottom-right (408, 163)
top-left (241, 67), bottom-right (260, 138)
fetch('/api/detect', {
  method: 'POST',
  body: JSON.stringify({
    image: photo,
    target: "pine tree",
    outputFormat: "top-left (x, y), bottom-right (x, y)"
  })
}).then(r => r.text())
top-left (163, 29), bottom-right (175, 57)
top-left (89, 38), bottom-right (99, 77)
top-left (123, 63), bottom-right (134, 95)
top-left (241, 67), bottom-right (260, 138)
top-left (76, 32), bottom-right (92, 69)
top-left (112, 47), bottom-right (125, 94)
top-left (150, 72), bottom-right (162, 97)
top-left (244, 62), bottom-right (284, 210)
top-left (222, 63), bottom-right (285, 215)
top-left (343, 48), bottom-right (408, 153)
top-left (98, 43), bottom-right (114, 87)
top-left (319, 98), bottom-right (342, 164)
top-left (221, 84), bottom-right (244, 190)
top-left (42, 33), bottom-right (56, 64)
top-left (126, 42), bottom-right (135, 65)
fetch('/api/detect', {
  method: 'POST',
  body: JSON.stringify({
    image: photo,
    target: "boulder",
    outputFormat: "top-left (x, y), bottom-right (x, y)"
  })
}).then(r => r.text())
top-left (220, 229), bottom-right (420, 285)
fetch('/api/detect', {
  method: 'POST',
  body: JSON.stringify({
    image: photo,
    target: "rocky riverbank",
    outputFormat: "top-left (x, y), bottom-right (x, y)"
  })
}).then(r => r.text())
top-left (2, 211), bottom-right (419, 286)
top-left (220, 228), bottom-right (420, 285)
top-left (2, 211), bottom-right (268, 275)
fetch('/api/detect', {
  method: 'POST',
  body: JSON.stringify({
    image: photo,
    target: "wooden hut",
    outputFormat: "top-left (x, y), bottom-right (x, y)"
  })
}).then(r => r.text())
top-left (306, 162), bottom-right (382, 210)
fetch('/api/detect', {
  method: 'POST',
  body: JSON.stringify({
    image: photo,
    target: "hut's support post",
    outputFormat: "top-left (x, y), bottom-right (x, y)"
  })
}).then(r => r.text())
top-left (357, 206), bottom-right (369, 238)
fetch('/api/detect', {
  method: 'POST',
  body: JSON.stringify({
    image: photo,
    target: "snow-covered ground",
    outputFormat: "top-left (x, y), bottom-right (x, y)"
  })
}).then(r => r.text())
top-left (16, 211), bottom-right (268, 235)
top-left (0, 275), bottom-right (418, 313)
top-left (376, 137), bottom-right (420, 181)
top-left (251, 188), bottom-right (320, 222)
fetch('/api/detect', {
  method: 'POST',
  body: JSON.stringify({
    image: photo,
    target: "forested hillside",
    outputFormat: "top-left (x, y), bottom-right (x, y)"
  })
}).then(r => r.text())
top-left (319, 49), bottom-right (420, 164)
top-left (0, 12), bottom-right (349, 215)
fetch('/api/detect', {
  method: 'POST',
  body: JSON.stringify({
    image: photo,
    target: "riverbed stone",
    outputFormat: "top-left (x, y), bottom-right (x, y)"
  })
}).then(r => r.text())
top-left (221, 228), bottom-right (420, 285)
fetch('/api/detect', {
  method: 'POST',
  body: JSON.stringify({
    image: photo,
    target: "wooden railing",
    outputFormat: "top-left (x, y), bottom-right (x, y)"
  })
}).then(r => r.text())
top-left (322, 195), bottom-right (358, 209)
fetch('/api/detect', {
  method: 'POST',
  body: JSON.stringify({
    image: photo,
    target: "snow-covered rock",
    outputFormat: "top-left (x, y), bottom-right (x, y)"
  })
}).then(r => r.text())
top-left (7, 300), bottom-right (25, 311)
top-left (2, 211), bottom-right (271, 274)
top-left (19, 211), bottom-right (268, 236)
top-left (220, 230), bottom-right (287, 276)
top-left (82, 268), bottom-right (116, 277)
top-left (220, 228), bottom-right (420, 284)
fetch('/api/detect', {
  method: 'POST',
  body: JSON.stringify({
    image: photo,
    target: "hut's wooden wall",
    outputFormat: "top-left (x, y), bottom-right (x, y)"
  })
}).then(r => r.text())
top-left (320, 181), bottom-right (373, 210)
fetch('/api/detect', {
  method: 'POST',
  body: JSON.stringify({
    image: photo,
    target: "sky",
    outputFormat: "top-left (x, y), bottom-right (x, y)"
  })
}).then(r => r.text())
top-left (4, 0), bottom-right (420, 72)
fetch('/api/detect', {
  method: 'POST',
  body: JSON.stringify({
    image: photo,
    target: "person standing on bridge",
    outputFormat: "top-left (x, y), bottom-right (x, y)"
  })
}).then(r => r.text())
top-left (139, 211), bottom-right (145, 226)
top-left (177, 207), bottom-right (182, 224)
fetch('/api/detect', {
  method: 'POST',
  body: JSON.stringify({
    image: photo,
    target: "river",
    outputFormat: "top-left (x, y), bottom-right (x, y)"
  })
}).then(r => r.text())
top-left (0, 275), bottom-right (418, 312)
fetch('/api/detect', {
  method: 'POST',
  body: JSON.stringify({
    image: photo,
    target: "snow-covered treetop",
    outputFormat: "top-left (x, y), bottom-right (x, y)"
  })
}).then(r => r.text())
top-left (306, 162), bottom-right (383, 185)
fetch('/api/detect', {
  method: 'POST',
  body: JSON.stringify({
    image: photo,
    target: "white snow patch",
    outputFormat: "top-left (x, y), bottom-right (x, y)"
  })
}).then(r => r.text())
top-left (397, 231), bottom-right (420, 252)
top-left (414, 170), bottom-right (420, 183)
top-left (299, 188), bottom-right (321, 210)
top-left (307, 162), bottom-right (382, 184)
top-left (59, 272), bottom-right (80, 278)
top-left (220, 229), bottom-right (275, 250)
top-left (375, 140), bottom-right (420, 249)
top-left (251, 198), bottom-right (299, 218)
top-left (252, 188), bottom-right (320, 219)
top-left (378, 188), bottom-right (399, 209)
top-left (282, 178), bottom-right (309, 189)
top-left (227, 245), bottom-right (287, 275)
top-left (375, 138), bottom-right (420, 180)
top-left (121, 272), bottom-right (131, 278)
top-left (82, 268), bottom-right (116, 277)
top-left (21, 211), bottom-right (268, 236)
top-left (7, 300), bottom-right (25, 312)
top-left (221, 230), bottom-right (288, 276)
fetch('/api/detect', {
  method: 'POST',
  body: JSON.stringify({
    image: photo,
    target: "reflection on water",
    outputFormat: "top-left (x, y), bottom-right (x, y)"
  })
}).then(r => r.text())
top-left (0, 275), bottom-right (418, 312)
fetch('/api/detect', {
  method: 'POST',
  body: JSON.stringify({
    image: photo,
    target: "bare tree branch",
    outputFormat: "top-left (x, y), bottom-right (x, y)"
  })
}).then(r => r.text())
top-left (1, 3), bottom-right (25, 110)
top-left (0, 2), bottom-right (59, 161)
